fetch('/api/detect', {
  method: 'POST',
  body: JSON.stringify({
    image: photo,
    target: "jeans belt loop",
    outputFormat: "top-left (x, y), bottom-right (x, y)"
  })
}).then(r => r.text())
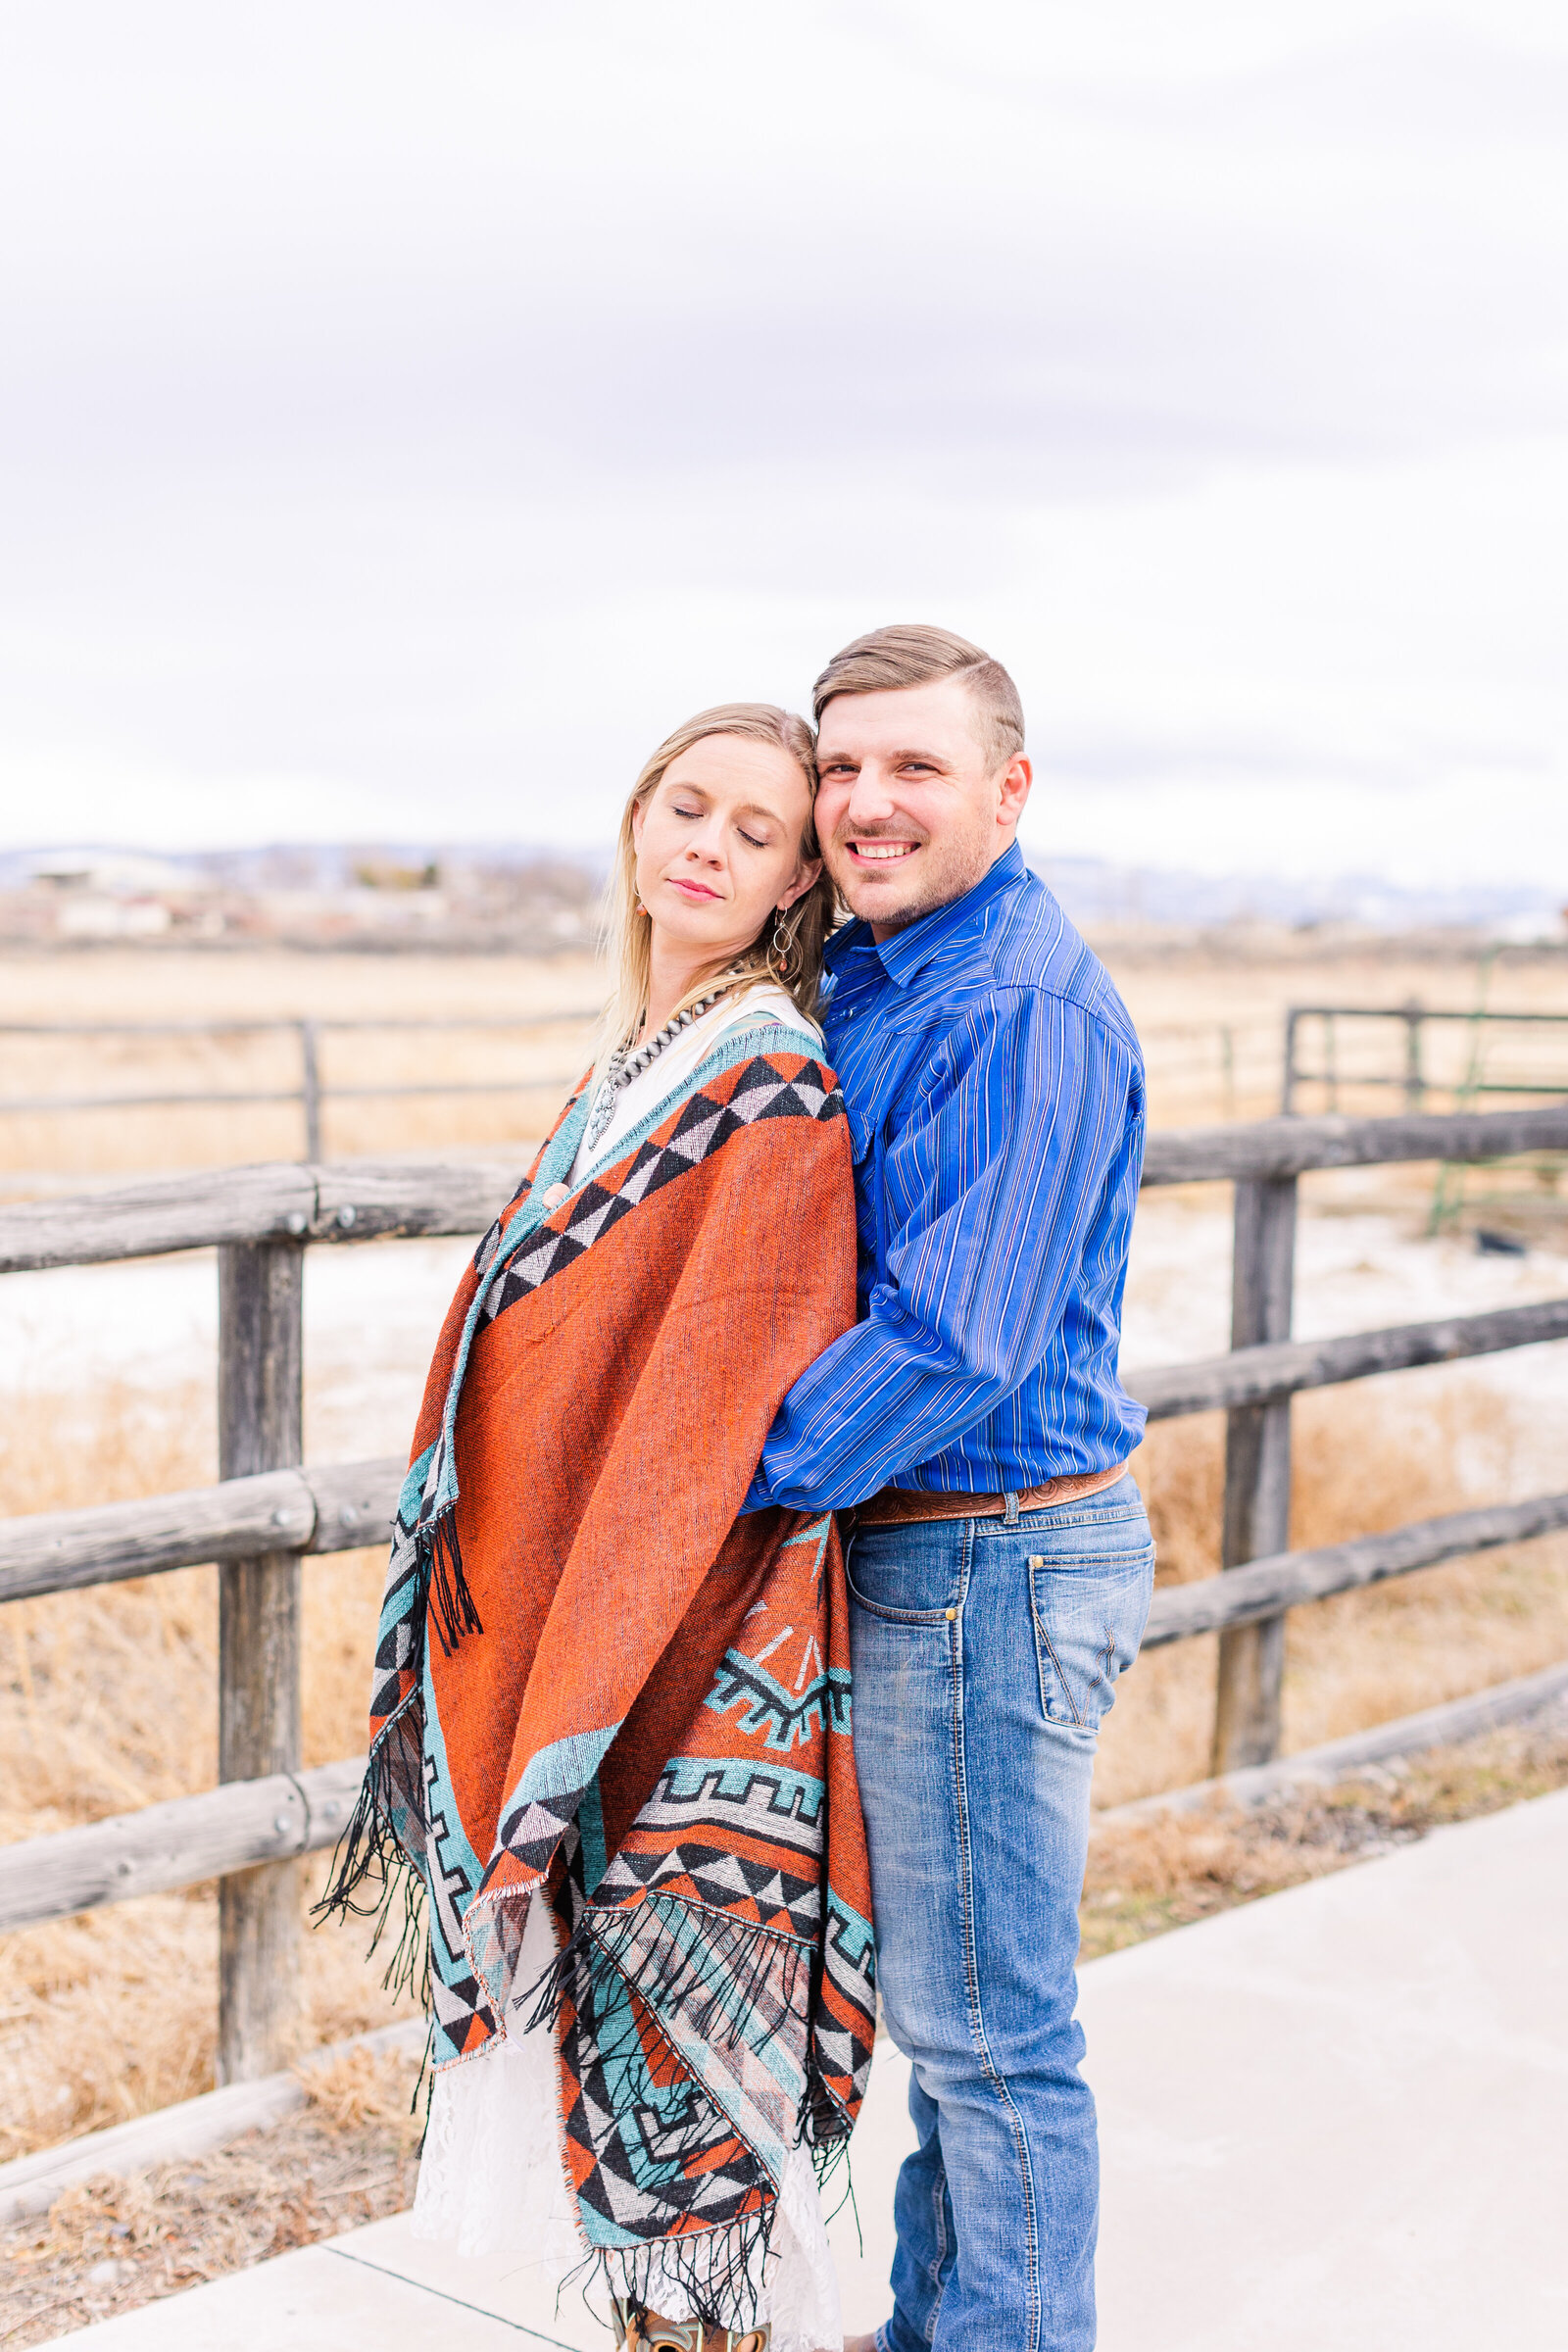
top-left (1004, 1490), bottom-right (1021, 1527)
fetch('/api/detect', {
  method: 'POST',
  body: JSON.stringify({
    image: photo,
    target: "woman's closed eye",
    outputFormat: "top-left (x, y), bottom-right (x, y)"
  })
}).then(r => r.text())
top-left (667, 792), bottom-right (774, 850)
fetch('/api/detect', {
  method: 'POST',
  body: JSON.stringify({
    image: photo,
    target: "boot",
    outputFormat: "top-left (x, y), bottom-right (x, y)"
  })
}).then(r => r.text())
top-left (612, 2298), bottom-right (768, 2352)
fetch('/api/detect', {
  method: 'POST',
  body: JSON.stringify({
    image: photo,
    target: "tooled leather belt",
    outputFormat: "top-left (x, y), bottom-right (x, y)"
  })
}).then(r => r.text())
top-left (850, 1462), bottom-right (1129, 1528)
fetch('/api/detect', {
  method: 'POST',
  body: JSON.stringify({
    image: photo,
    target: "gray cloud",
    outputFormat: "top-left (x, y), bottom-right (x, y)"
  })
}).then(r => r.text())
top-left (2, 0), bottom-right (1566, 880)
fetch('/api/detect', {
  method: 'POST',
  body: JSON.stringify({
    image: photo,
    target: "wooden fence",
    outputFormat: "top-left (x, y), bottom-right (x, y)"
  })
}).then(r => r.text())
top-left (0, 1011), bottom-right (601, 1164)
top-left (2, 1103), bottom-right (1567, 2084)
top-left (1, 1010), bottom-right (1261, 1173)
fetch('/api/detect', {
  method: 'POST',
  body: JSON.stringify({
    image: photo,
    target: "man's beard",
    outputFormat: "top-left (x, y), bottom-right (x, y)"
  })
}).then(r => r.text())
top-left (831, 829), bottom-right (991, 931)
top-left (860, 876), bottom-right (953, 934)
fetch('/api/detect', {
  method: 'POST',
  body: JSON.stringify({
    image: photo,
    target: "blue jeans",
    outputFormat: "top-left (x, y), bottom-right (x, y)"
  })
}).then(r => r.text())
top-left (846, 1476), bottom-right (1154, 2352)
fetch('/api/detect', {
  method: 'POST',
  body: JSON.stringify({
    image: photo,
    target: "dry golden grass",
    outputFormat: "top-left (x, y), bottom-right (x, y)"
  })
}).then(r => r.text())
top-left (1096, 1377), bottom-right (1568, 1804)
top-left (1102, 936), bottom-right (1568, 1124)
top-left (1081, 1708), bottom-right (1568, 1960)
top-left (0, 2042), bottom-right (422, 2347)
top-left (0, 1381), bottom-right (416, 2165)
top-left (0, 949), bottom-right (603, 1178)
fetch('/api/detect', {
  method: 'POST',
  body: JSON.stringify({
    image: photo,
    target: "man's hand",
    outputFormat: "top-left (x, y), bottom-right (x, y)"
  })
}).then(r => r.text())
top-left (844, 2335), bottom-right (881, 2352)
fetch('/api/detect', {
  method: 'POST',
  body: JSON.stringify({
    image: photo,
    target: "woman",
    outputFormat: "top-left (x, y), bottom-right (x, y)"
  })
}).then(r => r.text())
top-left (321, 707), bottom-right (876, 2352)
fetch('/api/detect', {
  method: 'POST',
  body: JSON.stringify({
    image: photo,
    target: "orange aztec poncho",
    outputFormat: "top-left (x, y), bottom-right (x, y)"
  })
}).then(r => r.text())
top-left (321, 1021), bottom-right (877, 2325)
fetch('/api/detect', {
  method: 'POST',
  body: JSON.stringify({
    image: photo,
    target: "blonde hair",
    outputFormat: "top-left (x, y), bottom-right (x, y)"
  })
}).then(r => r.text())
top-left (597, 704), bottom-right (836, 1068)
top-left (813, 622), bottom-right (1025, 770)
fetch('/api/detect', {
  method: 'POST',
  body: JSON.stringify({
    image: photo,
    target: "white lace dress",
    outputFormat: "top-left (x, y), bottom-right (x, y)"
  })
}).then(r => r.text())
top-left (414, 987), bottom-right (843, 2350)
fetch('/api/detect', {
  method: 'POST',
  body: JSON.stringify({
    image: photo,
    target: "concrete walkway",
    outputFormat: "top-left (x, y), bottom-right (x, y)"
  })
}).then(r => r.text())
top-left (60, 1787), bottom-right (1568, 2349)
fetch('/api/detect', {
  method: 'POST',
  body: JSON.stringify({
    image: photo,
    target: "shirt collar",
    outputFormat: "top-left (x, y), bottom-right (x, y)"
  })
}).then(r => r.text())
top-left (826, 839), bottom-right (1028, 992)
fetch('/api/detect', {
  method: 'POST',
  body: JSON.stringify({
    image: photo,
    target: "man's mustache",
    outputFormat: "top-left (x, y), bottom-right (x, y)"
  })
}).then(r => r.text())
top-left (831, 822), bottom-right (930, 849)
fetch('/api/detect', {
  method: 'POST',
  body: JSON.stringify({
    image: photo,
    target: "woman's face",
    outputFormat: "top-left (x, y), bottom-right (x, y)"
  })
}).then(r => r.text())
top-left (631, 734), bottom-right (821, 965)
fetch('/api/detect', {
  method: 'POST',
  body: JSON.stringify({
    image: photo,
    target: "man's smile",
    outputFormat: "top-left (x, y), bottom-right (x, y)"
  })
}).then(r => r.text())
top-left (844, 840), bottom-right (919, 862)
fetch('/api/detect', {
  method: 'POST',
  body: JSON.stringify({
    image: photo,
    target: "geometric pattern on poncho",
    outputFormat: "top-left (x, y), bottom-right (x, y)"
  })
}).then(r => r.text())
top-left (474, 1056), bottom-right (844, 1334)
top-left (536, 1529), bottom-right (874, 2278)
top-left (554, 1848), bottom-right (814, 2261)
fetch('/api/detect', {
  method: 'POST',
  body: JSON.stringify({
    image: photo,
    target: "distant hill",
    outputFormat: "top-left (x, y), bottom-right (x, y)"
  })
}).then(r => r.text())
top-left (0, 841), bottom-right (1562, 946)
top-left (1031, 857), bottom-right (1565, 941)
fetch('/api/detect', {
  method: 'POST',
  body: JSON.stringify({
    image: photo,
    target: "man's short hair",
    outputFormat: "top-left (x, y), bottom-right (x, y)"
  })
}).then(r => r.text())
top-left (812, 623), bottom-right (1025, 770)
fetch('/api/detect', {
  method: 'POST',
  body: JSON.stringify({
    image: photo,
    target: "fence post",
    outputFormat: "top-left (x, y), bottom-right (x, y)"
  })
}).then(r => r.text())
top-left (1211, 1174), bottom-right (1298, 1772)
top-left (299, 1021), bottom-right (322, 1163)
top-left (217, 1240), bottom-right (305, 2082)
top-left (1280, 1009), bottom-right (1298, 1114)
top-left (1403, 1001), bottom-right (1424, 1112)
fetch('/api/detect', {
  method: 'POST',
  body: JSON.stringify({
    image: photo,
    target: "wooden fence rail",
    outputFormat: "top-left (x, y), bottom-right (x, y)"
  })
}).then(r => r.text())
top-left (0, 1460), bottom-right (404, 1604)
top-left (4, 1103), bottom-right (1568, 1273)
top-left (0, 1760), bottom-right (367, 1936)
top-left (1137, 1102), bottom-right (1568, 1186)
top-left (1129, 1297), bottom-right (1568, 1417)
top-left (5, 1492), bottom-right (1566, 1938)
top-left (1141, 1492), bottom-right (1568, 1646)
top-left (0, 1158), bottom-right (519, 1274)
top-left (4, 1099), bottom-right (1567, 2082)
top-left (7, 1296), bottom-right (1568, 1609)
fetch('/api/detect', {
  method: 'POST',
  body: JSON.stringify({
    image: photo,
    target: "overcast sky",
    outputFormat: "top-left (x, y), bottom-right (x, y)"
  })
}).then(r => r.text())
top-left (3, 0), bottom-right (1567, 895)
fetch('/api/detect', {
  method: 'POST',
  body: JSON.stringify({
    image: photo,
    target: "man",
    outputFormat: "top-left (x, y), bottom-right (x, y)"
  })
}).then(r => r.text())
top-left (744, 625), bottom-right (1153, 2352)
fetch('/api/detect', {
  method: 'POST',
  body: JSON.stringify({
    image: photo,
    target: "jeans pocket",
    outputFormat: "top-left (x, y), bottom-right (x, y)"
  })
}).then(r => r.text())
top-left (844, 1522), bottom-right (963, 1624)
top-left (1029, 1542), bottom-right (1154, 1730)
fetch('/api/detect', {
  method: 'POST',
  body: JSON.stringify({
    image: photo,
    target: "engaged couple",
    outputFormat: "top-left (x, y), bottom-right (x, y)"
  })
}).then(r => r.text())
top-left (323, 623), bottom-right (1152, 2352)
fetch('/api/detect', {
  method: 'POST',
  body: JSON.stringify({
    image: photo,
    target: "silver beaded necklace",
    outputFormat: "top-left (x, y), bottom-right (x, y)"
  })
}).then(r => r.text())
top-left (584, 983), bottom-right (732, 1152)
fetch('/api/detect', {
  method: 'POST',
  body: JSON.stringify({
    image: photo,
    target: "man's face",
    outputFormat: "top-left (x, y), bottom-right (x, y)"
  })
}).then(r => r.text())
top-left (814, 675), bottom-right (1032, 939)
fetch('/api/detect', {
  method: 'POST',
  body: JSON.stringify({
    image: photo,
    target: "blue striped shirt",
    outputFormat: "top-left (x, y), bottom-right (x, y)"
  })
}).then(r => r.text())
top-left (745, 841), bottom-right (1147, 1510)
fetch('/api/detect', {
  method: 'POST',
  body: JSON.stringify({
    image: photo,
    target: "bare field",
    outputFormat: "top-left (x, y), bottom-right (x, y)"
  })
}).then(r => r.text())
top-left (3, 935), bottom-right (1564, 1178)
top-left (0, 948), bottom-right (604, 1178)
top-left (1, 934), bottom-right (1565, 2168)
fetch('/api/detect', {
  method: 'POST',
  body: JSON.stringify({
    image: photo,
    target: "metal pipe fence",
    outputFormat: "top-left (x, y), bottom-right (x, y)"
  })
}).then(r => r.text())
top-left (1, 1102), bottom-right (1566, 2086)
top-left (1282, 1004), bottom-right (1568, 1116)
top-left (1282, 1004), bottom-right (1568, 1236)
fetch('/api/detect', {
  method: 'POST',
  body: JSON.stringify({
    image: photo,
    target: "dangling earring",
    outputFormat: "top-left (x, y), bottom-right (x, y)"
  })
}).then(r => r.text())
top-left (634, 896), bottom-right (648, 916)
top-left (770, 906), bottom-right (799, 982)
